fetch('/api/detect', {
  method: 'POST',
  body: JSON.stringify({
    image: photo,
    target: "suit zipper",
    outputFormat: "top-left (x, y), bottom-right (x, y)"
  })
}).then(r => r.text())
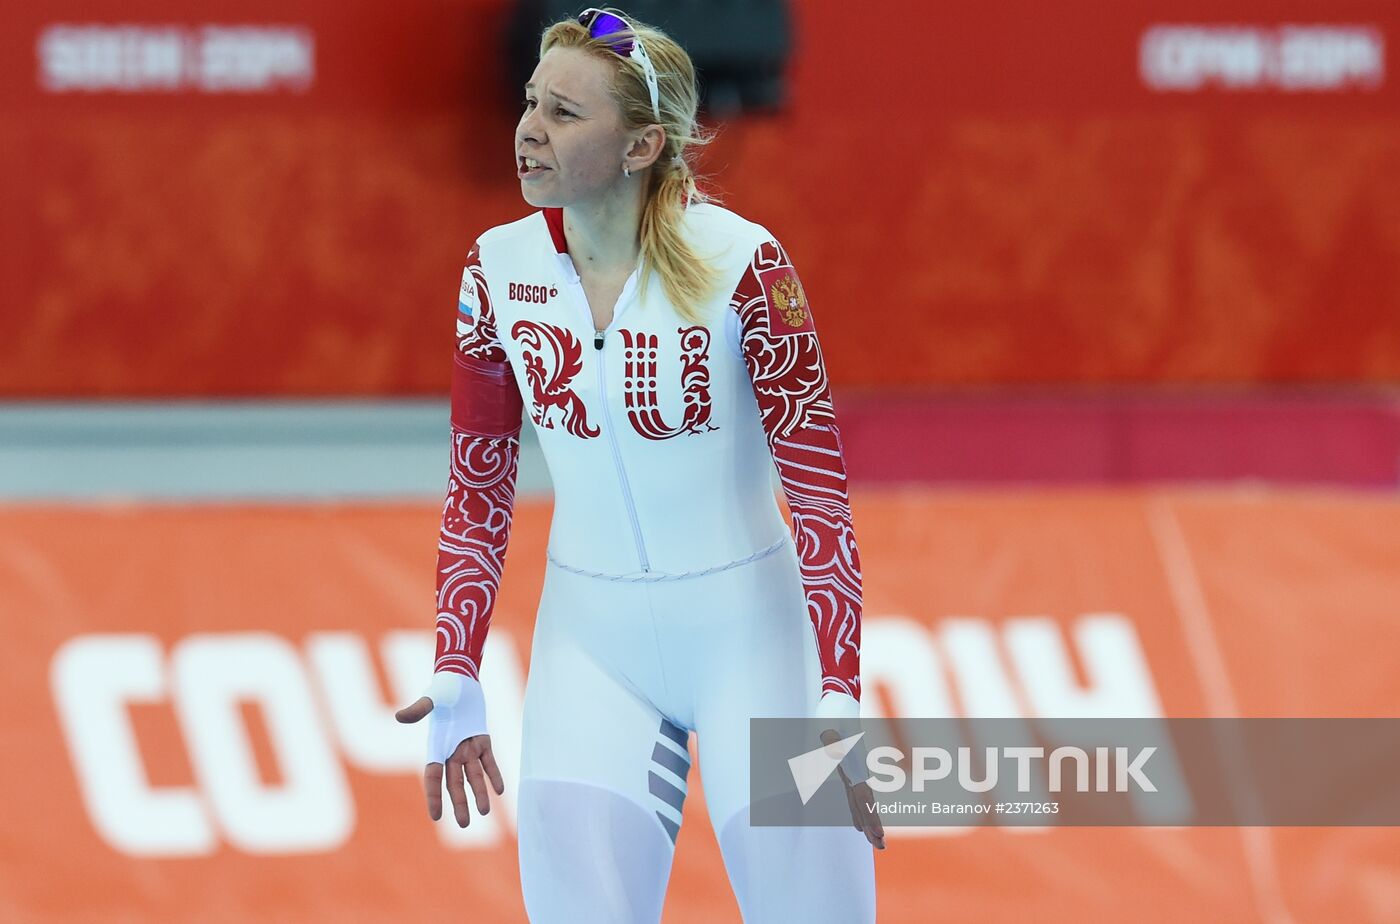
top-left (593, 327), bottom-right (651, 571)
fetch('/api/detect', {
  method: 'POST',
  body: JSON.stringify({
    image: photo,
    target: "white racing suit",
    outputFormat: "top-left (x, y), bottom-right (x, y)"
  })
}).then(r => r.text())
top-left (426, 201), bottom-right (874, 922)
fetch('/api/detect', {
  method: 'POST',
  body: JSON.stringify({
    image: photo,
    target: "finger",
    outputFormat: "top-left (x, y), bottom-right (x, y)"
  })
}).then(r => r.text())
top-left (480, 742), bottom-right (506, 795)
top-left (860, 797), bottom-right (886, 849)
top-left (846, 782), bottom-right (884, 848)
top-left (423, 762), bottom-right (444, 821)
top-left (445, 758), bottom-right (471, 827)
top-left (396, 696), bottom-right (434, 724)
top-left (462, 749), bottom-right (490, 815)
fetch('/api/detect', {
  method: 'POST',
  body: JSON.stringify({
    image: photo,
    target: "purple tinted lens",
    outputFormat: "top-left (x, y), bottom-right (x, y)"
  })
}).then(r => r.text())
top-left (582, 10), bottom-right (635, 55)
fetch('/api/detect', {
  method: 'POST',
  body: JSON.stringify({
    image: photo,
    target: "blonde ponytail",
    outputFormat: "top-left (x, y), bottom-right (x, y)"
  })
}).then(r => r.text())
top-left (636, 145), bottom-right (721, 324)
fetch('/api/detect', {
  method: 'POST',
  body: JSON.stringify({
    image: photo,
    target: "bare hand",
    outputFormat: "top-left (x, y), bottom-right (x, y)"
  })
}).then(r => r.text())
top-left (396, 695), bottom-right (505, 826)
top-left (821, 727), bottom-right (886, 850)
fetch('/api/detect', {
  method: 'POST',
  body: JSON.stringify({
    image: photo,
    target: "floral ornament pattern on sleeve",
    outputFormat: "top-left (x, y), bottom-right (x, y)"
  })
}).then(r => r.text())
top-left (730, 238), bottom-right (863, 714)
top-left (434, 243), bottom-right (525, 681)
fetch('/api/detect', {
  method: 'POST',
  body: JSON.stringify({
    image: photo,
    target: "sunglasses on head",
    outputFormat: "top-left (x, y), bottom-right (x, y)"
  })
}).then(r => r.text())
top-left (577, 7), bottom-right (661, 122)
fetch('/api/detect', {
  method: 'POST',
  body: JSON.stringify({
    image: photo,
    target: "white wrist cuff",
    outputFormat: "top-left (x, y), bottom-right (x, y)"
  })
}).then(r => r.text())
top-left (815, 691), bottom-right (870, 785)
top-left (814, 691), bottom-right (860, 722)
top-left (422, 671), bottom-right (488, 764)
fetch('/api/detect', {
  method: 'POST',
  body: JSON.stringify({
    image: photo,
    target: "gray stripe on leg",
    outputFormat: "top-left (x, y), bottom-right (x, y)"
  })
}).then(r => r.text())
top-left (648, 770), bottom-right (686, 813)
top-left (659, 718), bottom-right (688, 748)
top-left (655, 811), bottom-right (680, 844)
top-left (651, 741), bottom-right (690, 780)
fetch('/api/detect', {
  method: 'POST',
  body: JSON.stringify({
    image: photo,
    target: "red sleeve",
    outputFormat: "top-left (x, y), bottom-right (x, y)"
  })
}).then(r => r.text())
top-left (730, 238), bottom-right (863, 709)
top-left (433, 243), bottom-right (525, 680)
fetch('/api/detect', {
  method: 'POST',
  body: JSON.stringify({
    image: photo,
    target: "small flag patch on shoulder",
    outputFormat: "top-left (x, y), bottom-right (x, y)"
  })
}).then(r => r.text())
top-left (457, 265), bottom-right (479, 330)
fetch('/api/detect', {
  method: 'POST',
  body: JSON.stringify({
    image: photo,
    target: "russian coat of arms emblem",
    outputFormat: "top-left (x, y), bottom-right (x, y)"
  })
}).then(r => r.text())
top-left (769, 275), bottom-right (808, 328)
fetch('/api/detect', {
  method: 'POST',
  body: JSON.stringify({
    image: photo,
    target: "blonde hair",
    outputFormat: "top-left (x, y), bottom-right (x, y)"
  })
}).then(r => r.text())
top-left (540, 8), bottom-right (723, 324)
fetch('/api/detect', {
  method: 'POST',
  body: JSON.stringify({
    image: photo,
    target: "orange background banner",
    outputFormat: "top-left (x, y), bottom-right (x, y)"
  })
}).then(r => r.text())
top-left (3, 489), bottom-right (1397, 922)
top-left (3, 1), bottom-right (1399, 397)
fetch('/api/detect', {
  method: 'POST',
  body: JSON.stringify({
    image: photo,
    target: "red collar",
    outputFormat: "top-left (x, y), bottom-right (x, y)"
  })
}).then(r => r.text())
top-left (543, 207), bottom-right (568, 254)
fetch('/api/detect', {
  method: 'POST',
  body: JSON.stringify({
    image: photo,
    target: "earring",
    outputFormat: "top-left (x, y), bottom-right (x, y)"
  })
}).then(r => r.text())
top-left (623, 164), bottom-right (631, 177)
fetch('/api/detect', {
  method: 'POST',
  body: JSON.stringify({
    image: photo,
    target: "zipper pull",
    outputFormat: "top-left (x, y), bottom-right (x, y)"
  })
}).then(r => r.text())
top-left (594, 329), bottom-right (605, 350)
